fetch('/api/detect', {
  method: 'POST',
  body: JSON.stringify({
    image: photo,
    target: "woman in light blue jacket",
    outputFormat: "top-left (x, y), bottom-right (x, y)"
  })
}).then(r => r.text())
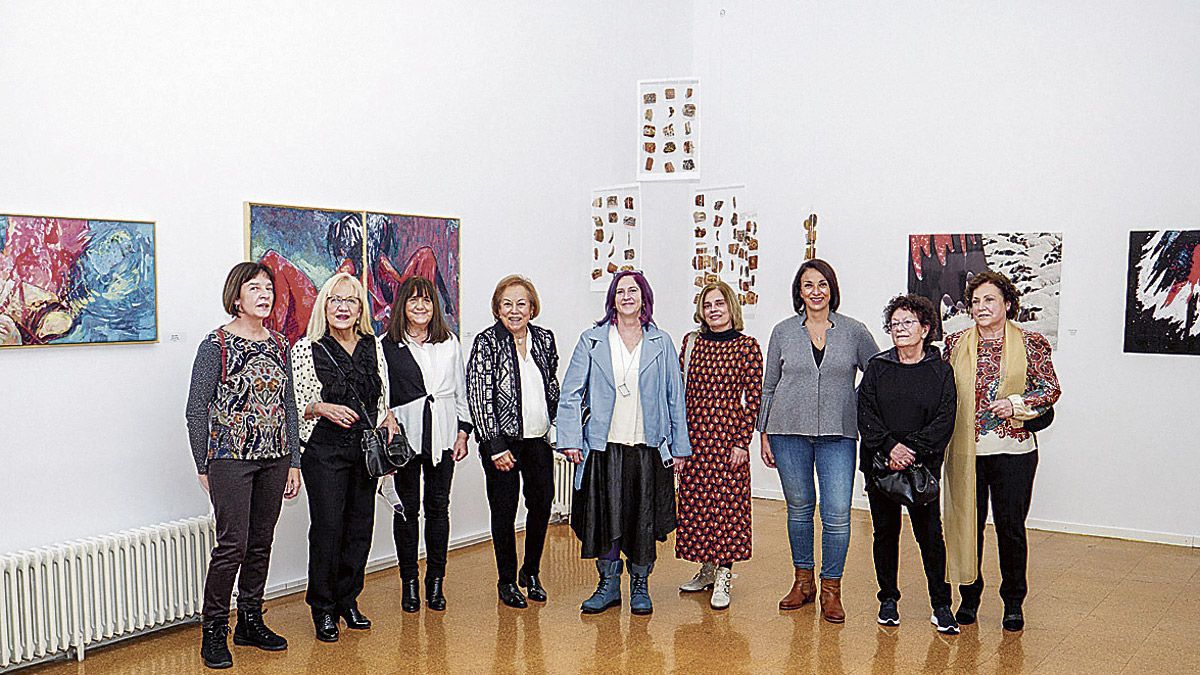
top-left (558, 271), bottom-right (690, 616)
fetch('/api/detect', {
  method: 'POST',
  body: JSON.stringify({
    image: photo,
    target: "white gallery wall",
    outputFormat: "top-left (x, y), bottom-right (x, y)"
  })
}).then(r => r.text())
top-left (686, 0), bottom-right (1200, 544)
top-left (1, 0), bottom-right (1197, 604)
top-left (0, 0), bottom-right (695, 591)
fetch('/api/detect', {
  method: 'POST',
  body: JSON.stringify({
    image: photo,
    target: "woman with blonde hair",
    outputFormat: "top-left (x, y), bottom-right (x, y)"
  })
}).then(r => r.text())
top-left (291, 272), bottom-right (400, 642)
top-left (675, 281), bottom-right (762, 610)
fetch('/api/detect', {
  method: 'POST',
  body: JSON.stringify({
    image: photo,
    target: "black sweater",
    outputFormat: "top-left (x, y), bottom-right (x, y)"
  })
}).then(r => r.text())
top-left (856, 346), bottom-right (957, 475)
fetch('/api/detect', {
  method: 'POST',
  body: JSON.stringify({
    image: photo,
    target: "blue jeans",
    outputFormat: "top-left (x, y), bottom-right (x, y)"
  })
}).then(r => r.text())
top-left (770, 434), bottom-right (856, 579)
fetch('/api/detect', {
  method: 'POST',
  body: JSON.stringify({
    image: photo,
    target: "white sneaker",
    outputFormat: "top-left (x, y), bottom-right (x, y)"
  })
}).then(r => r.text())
top-left (710, 567), bottom-right (734, 609)
top-left (679, 562), bottom-right (716, 592)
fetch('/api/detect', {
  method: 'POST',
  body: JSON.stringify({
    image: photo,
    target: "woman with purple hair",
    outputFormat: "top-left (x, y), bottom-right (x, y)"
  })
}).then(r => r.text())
top-left (557, 271), bottom-right (691, 616)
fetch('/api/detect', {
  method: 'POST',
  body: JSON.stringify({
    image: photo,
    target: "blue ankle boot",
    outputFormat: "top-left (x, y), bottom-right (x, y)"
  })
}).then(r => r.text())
top-left (581, 559), bottom-right (623, 614)
top-left (628, 562), bottom-right (654, 615)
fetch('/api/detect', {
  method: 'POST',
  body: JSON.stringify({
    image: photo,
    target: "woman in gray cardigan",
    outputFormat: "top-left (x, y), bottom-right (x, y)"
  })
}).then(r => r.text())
top-left (758, 259), bottom-right (878, 623)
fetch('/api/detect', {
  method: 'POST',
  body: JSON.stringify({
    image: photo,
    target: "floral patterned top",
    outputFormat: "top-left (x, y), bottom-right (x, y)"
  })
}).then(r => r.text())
top-left (943, 328), bottom-right (1061, 455)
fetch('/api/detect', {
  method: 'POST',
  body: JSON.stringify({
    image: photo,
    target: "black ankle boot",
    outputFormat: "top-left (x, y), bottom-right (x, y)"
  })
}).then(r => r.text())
top-left (312, 611), bottom-right (339, 642)
top-left (200, 620), bottom-right (233, 669)
top-left (426, 576), bottom-right (446, 611)
top-left (233, 607), bottom-right (287, 651)
top-left (401, 578), bottom-right (421, 613)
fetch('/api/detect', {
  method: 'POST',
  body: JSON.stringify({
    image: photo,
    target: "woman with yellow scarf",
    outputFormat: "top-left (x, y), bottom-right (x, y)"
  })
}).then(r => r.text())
top-left (943, 271), bottom-right (1061, 632)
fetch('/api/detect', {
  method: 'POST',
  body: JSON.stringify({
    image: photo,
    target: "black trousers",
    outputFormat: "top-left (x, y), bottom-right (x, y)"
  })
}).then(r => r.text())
top-left (867, 485), bottom-right (952, 609)
top-left (480, 438), bottom-right (555, 584)
top-left (203, 457), bottom-right (290, 622)
top-left (960, 450), bottom-right (1038, 608)
top-left (302, 433), bottom-right (377, 615)
top-left (393, 450), bottom-right (455, 580)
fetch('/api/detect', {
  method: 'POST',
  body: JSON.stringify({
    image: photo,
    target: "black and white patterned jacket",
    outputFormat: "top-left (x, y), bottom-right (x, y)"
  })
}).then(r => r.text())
top-left (467, 321), bottom-right (560, 456)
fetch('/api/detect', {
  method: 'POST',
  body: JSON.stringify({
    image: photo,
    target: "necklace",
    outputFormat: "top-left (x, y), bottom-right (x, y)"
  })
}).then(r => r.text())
top-left (616, 335), bottom-right (639, 397)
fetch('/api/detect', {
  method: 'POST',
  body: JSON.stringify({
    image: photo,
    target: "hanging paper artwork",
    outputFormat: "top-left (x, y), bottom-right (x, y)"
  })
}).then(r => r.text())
top-left (690, 185), bottom-right (758, 314)
top-left (1124, 230), bottom-right (1200, 356)
top-left (590, 185), bottom-right (641, 291)
top-left (0, 214), bottom-right (157, 348)
top-left (246, 202), bottom-right (460, 344)
top-left (907, 232), bottom-right (1063, 346)
top-left (637, 78), bottom-right (699, 181)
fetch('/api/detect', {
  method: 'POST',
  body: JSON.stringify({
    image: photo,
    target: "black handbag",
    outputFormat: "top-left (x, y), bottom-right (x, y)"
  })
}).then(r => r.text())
top-left (1021, 407), bottom-right (1054, 433)
top-left (871, 453), bottom-right (939, 507)
top-left (314, 340), bottom-right (415, 479)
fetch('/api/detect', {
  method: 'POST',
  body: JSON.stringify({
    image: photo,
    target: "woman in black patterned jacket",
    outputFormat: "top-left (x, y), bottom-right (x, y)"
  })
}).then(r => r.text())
top-left (467, 275), bottom-right (560, 608)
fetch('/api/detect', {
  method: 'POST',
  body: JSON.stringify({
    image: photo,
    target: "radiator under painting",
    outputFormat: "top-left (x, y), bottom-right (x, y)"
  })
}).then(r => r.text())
top-left (551, 453), bottom-right (574, 522)
top-left (0, 516), bottom-right (216, 670)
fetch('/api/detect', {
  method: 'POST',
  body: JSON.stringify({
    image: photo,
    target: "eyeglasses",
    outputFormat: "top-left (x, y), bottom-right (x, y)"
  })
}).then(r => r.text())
top-left (887, 319), bottom-right (920, 332)
top-left (328, 295), bottom-right (361, 307)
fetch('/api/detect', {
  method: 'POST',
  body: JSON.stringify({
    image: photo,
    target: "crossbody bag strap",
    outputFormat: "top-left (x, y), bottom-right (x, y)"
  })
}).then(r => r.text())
top-left (313, 339), bottom-right (373, 424)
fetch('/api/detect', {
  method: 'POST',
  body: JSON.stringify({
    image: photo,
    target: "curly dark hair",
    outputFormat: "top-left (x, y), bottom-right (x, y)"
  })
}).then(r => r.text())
top-left (882, 294), bottom-right (938, 348)
top-left (965, 270), bottom-right (1020, 319)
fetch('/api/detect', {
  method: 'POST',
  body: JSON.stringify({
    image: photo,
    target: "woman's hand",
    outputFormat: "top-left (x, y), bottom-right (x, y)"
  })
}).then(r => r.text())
top-left (760, 435), bottom-right (776, 469)
top-left (673, 456), bottom-right (689, 473)
top-left (452, 431), bottom-right (469, 461)
top-left (730, 446), bottom-right (749, 468)
top-left (383, 411), bottom-right (402, 443)
top-left (986, 398), bottom-right (1015, 419)
top-left (197, 474), bottom-right (210, 493)
top-left (284, 468), bottom-right (302, 499)
top-left (888, 443), bottom-right (916, 471)
top-left (493, 451), bottom-right (516, 472)
top-left (316, 402), bottom-right (360, 428)
top-left (561, 448), bottom-right (584, 464)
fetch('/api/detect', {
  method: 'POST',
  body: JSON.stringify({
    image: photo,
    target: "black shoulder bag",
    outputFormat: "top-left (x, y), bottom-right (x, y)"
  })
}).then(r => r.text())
top-left (314, 340), bottom-right (415, 478)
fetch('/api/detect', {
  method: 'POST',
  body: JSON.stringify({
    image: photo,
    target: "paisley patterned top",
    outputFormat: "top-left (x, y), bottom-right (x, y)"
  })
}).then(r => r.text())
top-left (943, 328), bottom-right (1061, 455)
top-left (185, 329), bottom-right (301, 473)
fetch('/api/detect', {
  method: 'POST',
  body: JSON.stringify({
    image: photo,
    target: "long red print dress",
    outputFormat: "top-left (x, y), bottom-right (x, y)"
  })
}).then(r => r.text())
top-left (675, 329), bottom-right (763, 564)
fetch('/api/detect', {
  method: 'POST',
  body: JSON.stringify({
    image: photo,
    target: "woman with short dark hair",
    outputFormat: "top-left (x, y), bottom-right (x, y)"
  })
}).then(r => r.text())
top-left (380, 275), bottom-right (473, 613)
top-left (858, 294), bottom-right (959, 633)
top-left (943, 270), bottom-right (1061, 632)
top-left (185, 261), bottom-right (301, 668)
top-left (467, 275), bottom-right (559, 608)
top-left (759, 259), bottom-right (879, 623)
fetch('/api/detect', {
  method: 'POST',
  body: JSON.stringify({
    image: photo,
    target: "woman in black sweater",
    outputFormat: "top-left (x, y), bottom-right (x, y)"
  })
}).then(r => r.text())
top-left (857, 294), bottom-right (958, 634)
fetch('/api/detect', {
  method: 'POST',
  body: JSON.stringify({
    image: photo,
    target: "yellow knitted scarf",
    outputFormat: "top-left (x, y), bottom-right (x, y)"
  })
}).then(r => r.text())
top-left (944, 320), bottom-right (1026, 584)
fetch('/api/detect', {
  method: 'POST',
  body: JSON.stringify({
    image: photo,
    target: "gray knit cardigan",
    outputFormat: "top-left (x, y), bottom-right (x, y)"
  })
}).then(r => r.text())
top-left (756, 311), bottom-right (880, 439)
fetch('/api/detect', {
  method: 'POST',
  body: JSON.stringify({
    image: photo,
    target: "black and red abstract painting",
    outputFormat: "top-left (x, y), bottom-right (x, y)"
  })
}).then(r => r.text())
top-left (1124, 230), bottom-right (1200, 356)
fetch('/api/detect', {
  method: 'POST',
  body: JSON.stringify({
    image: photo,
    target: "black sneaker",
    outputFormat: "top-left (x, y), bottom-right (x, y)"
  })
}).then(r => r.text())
top-left (931, 606), bottom-right (960, 635)
top-left (1002, 604), bottom-right (1024, 632)
top-left (955, 598), bottom-right (979, 625)
top-left (877, 599), bottom-right (900, 626)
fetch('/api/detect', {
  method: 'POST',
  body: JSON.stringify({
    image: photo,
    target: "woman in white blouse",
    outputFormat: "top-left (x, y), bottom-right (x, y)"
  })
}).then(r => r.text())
top-left (379, 276), bottom-right (472, 613)
top-left (467, 276), bottom-right (560, 609)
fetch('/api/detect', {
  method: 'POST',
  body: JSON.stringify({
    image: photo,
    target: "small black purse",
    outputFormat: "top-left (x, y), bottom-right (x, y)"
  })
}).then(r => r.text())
top-left (871, 453), bottom-right (939, 507)
top-left (314, 340), bottom-right (415, 479)
top-left (1021, 407), bottom-right (1055, 433)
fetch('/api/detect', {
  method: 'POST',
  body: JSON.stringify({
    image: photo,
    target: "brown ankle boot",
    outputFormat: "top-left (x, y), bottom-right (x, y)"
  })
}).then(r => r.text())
top-left (819, 577), bottom-right (845, 623)
top-left (778, 567), bottom-right (817, 610)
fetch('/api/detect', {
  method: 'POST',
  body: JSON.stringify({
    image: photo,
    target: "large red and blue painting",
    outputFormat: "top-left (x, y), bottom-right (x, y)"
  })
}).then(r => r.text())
top-left (246, 203), bottom-right (459, 345)
top-left (1124, 230), bottom-right (1200, 356)
top-left (0, 214), bottom-right (157, 348)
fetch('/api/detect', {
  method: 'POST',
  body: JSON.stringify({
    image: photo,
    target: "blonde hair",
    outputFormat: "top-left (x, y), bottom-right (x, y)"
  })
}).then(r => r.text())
top-left (491, 275), bottom-right (541, 320)
top-left (307, 272), bottom-right (374, 341)
top-left (693, 281), bottom-right (744, 331)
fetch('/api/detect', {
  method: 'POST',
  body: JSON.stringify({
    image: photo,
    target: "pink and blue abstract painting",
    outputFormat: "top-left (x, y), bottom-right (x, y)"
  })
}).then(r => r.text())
top-left (0, 214), bottom-right (157, 348)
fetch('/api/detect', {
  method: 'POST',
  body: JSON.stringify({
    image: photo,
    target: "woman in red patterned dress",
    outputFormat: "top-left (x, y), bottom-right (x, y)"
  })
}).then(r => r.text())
top-left (675, 281), bottom-right (763, 609)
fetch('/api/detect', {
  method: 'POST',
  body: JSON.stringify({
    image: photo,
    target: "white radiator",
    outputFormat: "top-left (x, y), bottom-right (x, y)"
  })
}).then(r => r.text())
top-left (550, 454), bottom-right (574, 522)
top-left (0, 515), bottom-right (216, 669)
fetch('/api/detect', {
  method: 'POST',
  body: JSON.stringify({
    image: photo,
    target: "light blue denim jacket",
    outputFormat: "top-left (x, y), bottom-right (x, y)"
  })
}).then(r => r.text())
top-left (556, 323), bottom-right (691, 489)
